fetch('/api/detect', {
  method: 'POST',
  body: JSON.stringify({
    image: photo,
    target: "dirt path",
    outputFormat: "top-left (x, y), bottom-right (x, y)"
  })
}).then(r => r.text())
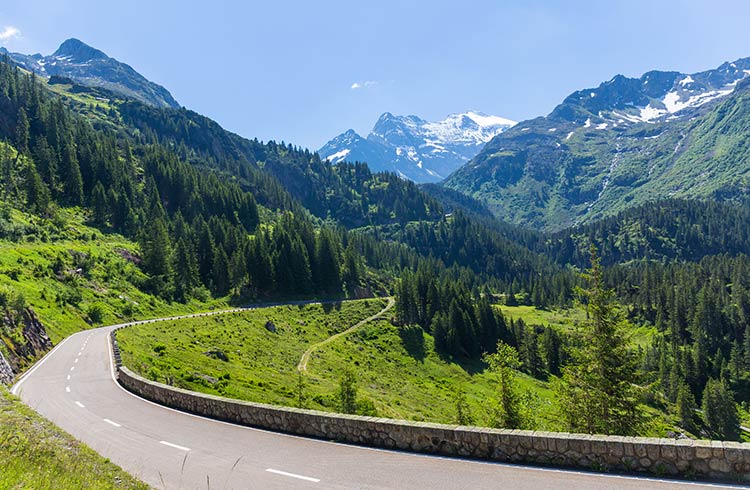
top-left (297, 296), bottom-right (395, 373)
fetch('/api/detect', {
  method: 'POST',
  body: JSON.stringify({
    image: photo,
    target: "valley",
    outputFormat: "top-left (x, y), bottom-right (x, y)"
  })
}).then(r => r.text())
top-left (1, 22), bottom-right (750, 486)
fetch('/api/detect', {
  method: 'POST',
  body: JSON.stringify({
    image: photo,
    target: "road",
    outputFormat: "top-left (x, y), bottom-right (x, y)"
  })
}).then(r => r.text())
top-left (11, 310), bottom-right (737, 489)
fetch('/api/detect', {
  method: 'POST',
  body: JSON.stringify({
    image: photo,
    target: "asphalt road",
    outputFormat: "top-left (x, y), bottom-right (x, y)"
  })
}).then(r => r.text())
top-left (11, 312), bottom-right (739, 489)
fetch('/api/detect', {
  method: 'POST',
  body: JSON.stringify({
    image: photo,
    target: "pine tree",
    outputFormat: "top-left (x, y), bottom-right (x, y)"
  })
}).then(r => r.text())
top-left (173, 238), bottom-right (199, 302)
top-left (229, 248), bottom-right (247, 295)
top-left (483, 341), bottom-right (528, 429)
top-left (337, 368), bottom-right (358, 414)
top-left (212, 247), bottom-right (230, 296)
top-left (15, 107), bottom-right (30, 154)
top-left (541, 327), bottom-right (562, 376)
top-left (701, 377), bottom-right (740, 441)
top-left (140, 209), bottom-right (173, 297)
top-left (454, 388), bottom-right (475, 425)
top-left (675, 381), bottom-right (697, 433)
top-left (556, 246), bottom-right (640, 435)
top-left (60, 142), bottom-right (83, 205)
top-left (90, 181), bottom-right (108, 225)
top-left (24, 160), bottom-right (49, 214)
top-left (315, 229), bottom-right (341, 294)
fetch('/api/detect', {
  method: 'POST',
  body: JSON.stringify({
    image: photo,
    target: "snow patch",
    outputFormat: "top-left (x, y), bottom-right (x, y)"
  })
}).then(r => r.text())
top-left (324, 148), bottom-right (350, 162)
top-left (584, 118), bottom-right (592, 128)
top-left (679, 75), bottom-right (694, 86)
top-left (464, 111), bottom-right (516, 128)
top-left (565, 131), bottom-right (575, 141)
top-left (596, 123), bottom-right (608, 130)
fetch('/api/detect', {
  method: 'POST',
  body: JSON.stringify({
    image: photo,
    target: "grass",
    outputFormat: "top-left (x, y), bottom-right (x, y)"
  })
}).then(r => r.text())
top-left (118, 300), bottom-right (561, 430)
top-left (118, 300), bottom-right (679, 435)
top-left (500, 304), bottom-right (657, 347)
top-left (0, 386), bottom-right (147, 489)
top-left (117, 299), bottom-right (389, 407)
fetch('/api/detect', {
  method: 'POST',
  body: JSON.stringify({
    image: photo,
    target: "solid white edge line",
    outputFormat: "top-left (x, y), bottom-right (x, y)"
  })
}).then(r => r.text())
top-left (75, 401), bottom-right (85, 408)
top-left (10, 332), bottom-right (78, 395)
top-left (266, 468), bottom-right (320, 483)
top-left (103, 320), bottom-right (731, 488)
top-left (103, 418), bottom-right (121, 427)
top-left (159, 440), bottom-right (190, 451)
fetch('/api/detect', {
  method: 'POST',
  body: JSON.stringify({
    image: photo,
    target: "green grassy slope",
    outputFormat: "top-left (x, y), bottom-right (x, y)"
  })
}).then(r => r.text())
top-left (117, 301), bottom-right (677, 434)
top-left (0, 205), bottom-right (225, 373)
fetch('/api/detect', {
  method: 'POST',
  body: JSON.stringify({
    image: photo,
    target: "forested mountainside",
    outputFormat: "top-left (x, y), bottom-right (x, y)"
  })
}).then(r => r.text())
top-left (116, 102), bottom-right (443, 228)
top-left (444, 58), bottom-right (750, 231)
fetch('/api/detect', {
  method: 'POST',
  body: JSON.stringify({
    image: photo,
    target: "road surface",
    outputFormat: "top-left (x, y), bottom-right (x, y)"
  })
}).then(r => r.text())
top-left (11, 311), bottom-right (737, 489)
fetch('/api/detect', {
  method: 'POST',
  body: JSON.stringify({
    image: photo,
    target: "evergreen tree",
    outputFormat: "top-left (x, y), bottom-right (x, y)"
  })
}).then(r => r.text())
top-left (60, 142), bottom-right (83, 205)
top-left (337, 368), bottom-right (358, 414)
top-left (483, 341), bottom-right (528, 429)
top-left (90, 181), bottom-right (108, 225)
top-left (315, 229), bottom-right (341, 294)
top-left (701, 377), bottom-right (740, 441)
top-left (541, 327), bottom-right (562, 376)
top-left (140, 210), bottom-right (173, 297)
top-left (229, 248), bottom-right (247, 295)
top-left (675, 381), bottom-right (697, 433)
top-left (212, 247), bottom-right (231, 296)
top-left (24, 160), bottom-right (49, 214)
top-left (556, 246), bottom-right (640, 435)
top-left (173, 238), bottom-right (199, 302)
top-left (15, 107), bottom-right (29, 154)
top-left (454, 388), bottom-right (475, 425)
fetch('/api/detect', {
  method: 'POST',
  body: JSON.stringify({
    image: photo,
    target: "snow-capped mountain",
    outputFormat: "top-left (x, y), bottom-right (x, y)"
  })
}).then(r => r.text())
top-left (0, 38), bottom-right (179, 108)
top-left (549, 58), bottom-right (750, 127)
top-left (444, 57), bottom-right (750, 231)
top-left (319, 111), bottom-right (515, 182)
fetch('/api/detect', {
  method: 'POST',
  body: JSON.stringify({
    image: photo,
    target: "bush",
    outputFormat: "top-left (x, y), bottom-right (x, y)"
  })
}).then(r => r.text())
top-left (87, 303), bottom-right (105, 324)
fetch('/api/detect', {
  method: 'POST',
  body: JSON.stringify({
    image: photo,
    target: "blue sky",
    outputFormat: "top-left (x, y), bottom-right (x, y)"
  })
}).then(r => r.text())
top-left (2, 1), bottom-right (750, 150)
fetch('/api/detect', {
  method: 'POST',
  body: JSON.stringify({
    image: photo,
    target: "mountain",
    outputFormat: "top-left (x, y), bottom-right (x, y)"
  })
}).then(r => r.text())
top-left (319, 111), bottom-right (515, 183)
top-left (0, 38), bottom-right (179, 108)
top-left (444, 58), bottom-right (750, 231)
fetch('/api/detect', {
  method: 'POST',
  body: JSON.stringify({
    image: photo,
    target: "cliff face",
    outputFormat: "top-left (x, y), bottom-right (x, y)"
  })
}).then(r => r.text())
top-left (0, 351), bottom-right (12, 384)
top-left (0, 307), bottom-right (53, 384)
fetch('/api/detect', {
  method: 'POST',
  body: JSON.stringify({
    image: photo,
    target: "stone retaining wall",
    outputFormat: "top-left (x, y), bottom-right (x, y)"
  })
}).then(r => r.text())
top-left (114, 362), bottom-right (750, 483)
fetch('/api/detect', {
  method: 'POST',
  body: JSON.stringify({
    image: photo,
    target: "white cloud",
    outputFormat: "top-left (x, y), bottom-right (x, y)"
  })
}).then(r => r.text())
top-left (0, 26), bottom-right (20, 42)
top-left (350, 80), bottom-right (378, 90)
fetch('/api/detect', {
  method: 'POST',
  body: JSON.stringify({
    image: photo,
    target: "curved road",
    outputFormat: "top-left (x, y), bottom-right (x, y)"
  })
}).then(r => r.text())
top-left (11, 309), bottom-right (733, 489)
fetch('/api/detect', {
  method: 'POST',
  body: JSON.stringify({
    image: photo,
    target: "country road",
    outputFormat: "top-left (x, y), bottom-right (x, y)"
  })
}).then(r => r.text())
top-left (10, 306), bottom-right (739, 489)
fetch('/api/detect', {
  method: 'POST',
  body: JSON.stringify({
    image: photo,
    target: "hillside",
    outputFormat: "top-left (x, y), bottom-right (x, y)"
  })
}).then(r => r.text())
top-left (444, 58), bottom-right (750, 231)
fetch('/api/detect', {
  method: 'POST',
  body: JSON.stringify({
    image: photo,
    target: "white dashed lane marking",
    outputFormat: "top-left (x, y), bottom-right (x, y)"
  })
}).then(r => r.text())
top-left (266, 468), bottom-right (320, 483)
top-left (75, 401), bottom-right (85, 408)
top-left (159, 441), bottom-right (190, 452)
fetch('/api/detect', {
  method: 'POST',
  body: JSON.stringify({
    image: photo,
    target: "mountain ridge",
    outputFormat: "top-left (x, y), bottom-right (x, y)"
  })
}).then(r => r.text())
top-left (443, 57), bottom-right (750, 231)
top-left (0, 38), bottom-right (179, 109)
top-left (320, 110), bottom-right (515, 183)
